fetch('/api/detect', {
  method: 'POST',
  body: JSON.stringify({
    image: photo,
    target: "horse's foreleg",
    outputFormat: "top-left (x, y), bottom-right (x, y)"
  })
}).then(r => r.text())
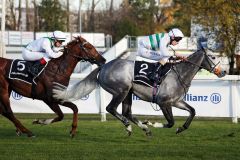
top-left (61, 101), bottom-right (78, 137)
top-left (174, 101), bottom-right (195, 134)
top-left (161, 106), bottom-right (174, 128)
top-left (106, 94), bottom-right (131, 135)
top-left (122, 92), bottom-right (151, 136)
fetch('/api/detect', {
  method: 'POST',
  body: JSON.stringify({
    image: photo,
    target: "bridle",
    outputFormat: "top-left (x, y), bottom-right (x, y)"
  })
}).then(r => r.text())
top-left (169, 45), bottom-right (219, 74)
top-left (184, 54), bottom-right (220, 73)
top-left (67, 39), bottom-right (98, 64)
top-left (170, 49), bottom-right (221, 97)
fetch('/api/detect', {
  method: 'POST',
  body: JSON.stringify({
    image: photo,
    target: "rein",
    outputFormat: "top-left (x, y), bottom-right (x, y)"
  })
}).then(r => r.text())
top-left (172, 66), bottom-right (191, 97)
top-left (183, 58), bottom-right (220, 73)
top-left (169, 46), bottom-right (219, 73)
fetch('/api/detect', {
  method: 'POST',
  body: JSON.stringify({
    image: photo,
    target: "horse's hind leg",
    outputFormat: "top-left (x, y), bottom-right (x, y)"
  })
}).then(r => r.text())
top-left (33, 102), bottom-right (64, 125)
top-left (122, 91), bottom-right (152, 136)
top-left (0, 98), bottom-right (34, 137)
top-left (33, 101), bottom-right (78, 137)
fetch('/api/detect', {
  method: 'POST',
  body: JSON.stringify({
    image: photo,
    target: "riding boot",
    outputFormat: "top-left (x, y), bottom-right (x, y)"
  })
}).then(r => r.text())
top-left (149, 63), bottom-right (162, 82)
top-left (28, 60), bottom-right (45, 77)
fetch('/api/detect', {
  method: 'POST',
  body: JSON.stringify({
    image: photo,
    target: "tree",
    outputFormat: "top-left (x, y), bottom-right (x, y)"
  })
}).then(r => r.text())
top-left (87, 0), bottom-right (101, 32)
top-left (38, 0), bottom-right (67, 31)
top-left (26, 0), bottom-right (30, 31)
top-left (33, 0), bottom-right (39, 33)
top-left (174, 0), bottom-right (240, 74)
top-left (168, 0), bottom-right (191, 36)
top-left (6, 0), bottom-right (21, 30)
top-left (66, 0), bottom-right (69, 32)
top-left (17, 0), bottom-right (22, 30)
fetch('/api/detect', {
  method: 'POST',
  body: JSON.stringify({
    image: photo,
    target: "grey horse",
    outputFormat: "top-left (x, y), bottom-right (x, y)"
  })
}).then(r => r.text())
top-left (53, 49), bottom-right (226, 136)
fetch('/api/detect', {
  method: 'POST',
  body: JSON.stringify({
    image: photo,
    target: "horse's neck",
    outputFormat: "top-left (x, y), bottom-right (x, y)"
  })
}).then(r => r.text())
top-left (49, 55), bottom-right (79, 78)
top-left (174, 53), bottom-right (204, 85)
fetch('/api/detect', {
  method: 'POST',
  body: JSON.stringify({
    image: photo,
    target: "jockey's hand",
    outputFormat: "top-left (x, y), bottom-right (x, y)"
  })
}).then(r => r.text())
top-left (54, 51), bottom-right (63, 58)
top-left (53, 47), bottom-right (64, 52)
top-left (176, 55), bottom-right (187, 61)
top-left (169, 56), bottom-right (175, 61)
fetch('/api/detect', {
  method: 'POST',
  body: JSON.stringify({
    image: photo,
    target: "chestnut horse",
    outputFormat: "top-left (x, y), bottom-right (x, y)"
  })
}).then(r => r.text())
top-left (0, 36), bottom-right (106, 137)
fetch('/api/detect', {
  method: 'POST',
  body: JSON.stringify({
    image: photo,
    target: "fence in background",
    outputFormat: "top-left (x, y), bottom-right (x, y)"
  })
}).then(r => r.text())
top-left (10, 74), bottom-right (240, 123)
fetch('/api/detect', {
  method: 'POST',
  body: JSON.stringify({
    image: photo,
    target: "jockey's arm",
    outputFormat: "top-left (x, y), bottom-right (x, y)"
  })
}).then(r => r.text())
top-left (42, 39), bottom-right (63, 59)
top-left (159, 38), bottom-right (171, 65)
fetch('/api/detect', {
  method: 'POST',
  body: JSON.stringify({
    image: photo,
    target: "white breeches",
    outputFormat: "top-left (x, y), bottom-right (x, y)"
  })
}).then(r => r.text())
top-left (22, 48), bottom-right (50, 62)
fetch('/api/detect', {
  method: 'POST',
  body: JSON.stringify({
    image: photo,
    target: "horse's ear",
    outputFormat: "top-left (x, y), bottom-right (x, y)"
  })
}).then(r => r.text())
top-left (73, 36), bottom-right (79, 42)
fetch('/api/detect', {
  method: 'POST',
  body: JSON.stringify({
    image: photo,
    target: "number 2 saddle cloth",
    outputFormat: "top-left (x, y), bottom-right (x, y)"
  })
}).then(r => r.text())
top-left (8, 59), bottom-right (46, 84)
top-left (133, 61), bottom-right (171, 87)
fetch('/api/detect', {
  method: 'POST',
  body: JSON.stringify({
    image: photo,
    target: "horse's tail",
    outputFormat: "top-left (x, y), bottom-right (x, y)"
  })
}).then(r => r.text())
top-left (53, 67), bottom-right (100, 101)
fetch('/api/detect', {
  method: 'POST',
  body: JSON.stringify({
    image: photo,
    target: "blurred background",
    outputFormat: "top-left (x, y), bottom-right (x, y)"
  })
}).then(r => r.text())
top-left (0, 0), bottom-right (239, 74)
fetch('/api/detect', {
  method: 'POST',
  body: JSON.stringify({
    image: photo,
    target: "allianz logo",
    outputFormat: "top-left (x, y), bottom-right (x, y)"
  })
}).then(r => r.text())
top-left (133, 93), bottom-right (221, 104)
top-left (184, 93), bottom-right (221, 104)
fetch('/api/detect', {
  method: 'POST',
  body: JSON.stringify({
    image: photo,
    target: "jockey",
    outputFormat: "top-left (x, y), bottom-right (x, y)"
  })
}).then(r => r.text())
top-left (22, 30), bottom-right (66, 76)
top-left (137, 28), bottom-right (185, 81)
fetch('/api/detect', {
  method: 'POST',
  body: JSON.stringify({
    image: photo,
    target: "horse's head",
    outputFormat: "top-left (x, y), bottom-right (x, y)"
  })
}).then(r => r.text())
top-left (188, 49), bottom-right (226, 78)
top-left (65, 36), bottom-right (106, 66)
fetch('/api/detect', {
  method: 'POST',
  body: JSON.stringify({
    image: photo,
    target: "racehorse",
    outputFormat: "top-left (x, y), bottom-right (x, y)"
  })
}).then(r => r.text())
top-left (53, 49), bottom-right (225, 136)
top-left (0, 36), bottom-right (106, 137)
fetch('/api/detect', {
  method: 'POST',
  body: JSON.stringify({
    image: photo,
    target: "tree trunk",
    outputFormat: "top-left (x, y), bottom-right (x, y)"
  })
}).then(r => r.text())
top-left (109, 0), bottom-right (113, 17)
top-left (33, 0), bottom-right (39, 34)
top-left (17, 0), bottom-right (22, 30)
top-left (89, 0), bottom-right (95, 32)
top-left (26, 0), bottom-right (30, 31)
top-left (9, 0), bottom-right (17, 30)
top-left (229, 54), bottom-right (235, 75)
top-left (88, 0), bottom-right (101, 32)
top-left (66, 0), bottom-right (69, 31)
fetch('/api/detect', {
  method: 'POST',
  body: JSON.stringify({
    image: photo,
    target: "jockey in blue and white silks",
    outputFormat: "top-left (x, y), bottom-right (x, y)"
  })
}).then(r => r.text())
top-left (137, 28), bottom-right (184, 65)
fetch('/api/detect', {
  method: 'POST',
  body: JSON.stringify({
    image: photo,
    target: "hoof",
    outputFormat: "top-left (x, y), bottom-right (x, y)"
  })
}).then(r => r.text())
top-left (70, 131), bottom-right (76, 138)
top-left (176, 127), bottom-right (185, 134)
top-left (146, 130), bottom-right (152, 137)
top-left (32, 119), bottom-right (40, 125)
top-left (32, 119), bottom-right (47, 125)
top-left (127, 130), bottom-right (132, 136)
top-left (125, 125), bottom-right (132, 136)
top-left (142, 120), bottom-right (149, 125)
top-left (28, 134), bottom-right (36, 138)
top-left (16, 129), bottom-right (22, 136)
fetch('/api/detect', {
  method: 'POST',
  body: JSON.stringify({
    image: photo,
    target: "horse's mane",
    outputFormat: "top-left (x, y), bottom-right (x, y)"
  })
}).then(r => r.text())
top-left (66, 36), bottom-right (81, 47)
top-left (186, 50), bottom-right (203, 59)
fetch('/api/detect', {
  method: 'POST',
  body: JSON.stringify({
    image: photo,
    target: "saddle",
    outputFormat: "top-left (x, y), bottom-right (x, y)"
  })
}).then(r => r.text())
top-left (133, 61), bottom-right (171, 87)
top-left (9, 59), bottom-right (46, 84)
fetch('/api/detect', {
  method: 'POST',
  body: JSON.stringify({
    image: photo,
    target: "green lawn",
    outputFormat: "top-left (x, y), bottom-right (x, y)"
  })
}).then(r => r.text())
top-left (0, 114), bottom-right (239, 160)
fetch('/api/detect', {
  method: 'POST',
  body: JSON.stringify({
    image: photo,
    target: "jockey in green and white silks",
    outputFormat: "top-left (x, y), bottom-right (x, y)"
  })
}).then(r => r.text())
top-left (137, 28), bottom-right (184, 65)
top-left (22, 30), bottom-right (66, 64)
top-left (22, 30), bottom-right (66, 76)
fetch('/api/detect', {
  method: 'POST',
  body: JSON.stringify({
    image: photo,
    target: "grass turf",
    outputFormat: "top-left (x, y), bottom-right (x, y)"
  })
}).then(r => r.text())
top-left (0, 114), bottom-right (240, 160)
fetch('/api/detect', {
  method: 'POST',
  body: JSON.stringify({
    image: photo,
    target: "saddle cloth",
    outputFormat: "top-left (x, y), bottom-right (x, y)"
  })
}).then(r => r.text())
top-left (9, 59), bottom-right (45, 84)
top-left (133, 61), bottom-right (171, 87)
